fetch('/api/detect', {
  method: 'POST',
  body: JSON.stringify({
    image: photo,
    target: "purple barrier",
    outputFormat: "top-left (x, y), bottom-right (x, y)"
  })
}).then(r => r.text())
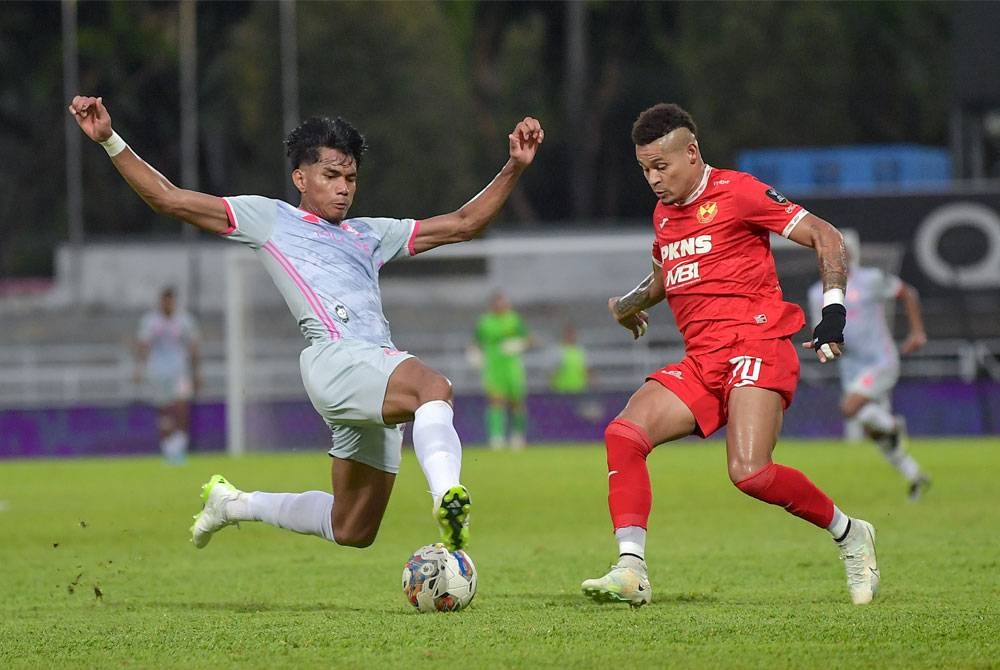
top-left (1, 380), bottom-right (997, 459)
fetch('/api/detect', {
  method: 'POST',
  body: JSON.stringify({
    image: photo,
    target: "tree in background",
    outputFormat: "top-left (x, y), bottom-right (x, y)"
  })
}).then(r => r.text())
top-left (0, 0), bottom-right (954, 278)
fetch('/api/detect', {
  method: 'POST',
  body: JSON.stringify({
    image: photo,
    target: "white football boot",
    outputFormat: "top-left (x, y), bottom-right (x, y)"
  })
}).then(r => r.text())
top-left (190, 474), bottom-right (242, 548)
top-left (836, 518), bottom-right (880, 605)
top-left (581, 557), bottom-right (652, 608)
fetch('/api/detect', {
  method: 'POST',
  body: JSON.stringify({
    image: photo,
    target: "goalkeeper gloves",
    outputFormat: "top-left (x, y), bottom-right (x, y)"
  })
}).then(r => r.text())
top-left (500, 338), bottom-right (526, 355)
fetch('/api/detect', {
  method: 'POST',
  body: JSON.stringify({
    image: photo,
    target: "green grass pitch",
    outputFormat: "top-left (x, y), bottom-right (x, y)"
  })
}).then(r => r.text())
top-left (2, 439), bottom-right (998, 669)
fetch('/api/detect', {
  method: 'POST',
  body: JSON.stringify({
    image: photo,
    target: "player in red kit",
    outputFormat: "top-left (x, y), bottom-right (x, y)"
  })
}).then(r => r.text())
top-left (581, 103), bottom-right (878, 607)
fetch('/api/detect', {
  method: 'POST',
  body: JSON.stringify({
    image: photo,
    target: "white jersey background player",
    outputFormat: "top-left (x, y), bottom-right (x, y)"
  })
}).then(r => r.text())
top-left (69, 94), bottom-right (543, 555)
top-left (809, 230), bottom-right (931, 500)
top-left (135, 286), bottom-right (200, 465)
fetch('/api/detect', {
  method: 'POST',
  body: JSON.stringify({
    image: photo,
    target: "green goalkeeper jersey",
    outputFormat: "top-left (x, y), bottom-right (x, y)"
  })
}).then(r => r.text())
top-left (476, 311), bottom-right (528, 368)
top-left (476, 310), bottom-right (528, 400)
top-left (475, 310), bottom-right (528, 370)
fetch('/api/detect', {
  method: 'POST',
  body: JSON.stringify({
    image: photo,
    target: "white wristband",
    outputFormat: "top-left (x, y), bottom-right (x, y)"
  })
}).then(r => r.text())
top-left (822, 288), bottom-right (845, 308)
top-left (100, 131), bottom-right (128, 157)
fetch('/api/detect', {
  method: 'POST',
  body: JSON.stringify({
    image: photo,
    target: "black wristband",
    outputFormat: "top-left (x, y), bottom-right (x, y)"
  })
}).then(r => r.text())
top-left (812, 303), bottom-right (846, 346)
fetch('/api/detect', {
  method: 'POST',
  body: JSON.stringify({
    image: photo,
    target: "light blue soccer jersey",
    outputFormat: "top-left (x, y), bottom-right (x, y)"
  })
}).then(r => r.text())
top-left (809, 266), bottom-right (903, 381)
top-left (137, 310), bottom-right (199, 378)
top-left (220, 196), bottom-right (417, 347)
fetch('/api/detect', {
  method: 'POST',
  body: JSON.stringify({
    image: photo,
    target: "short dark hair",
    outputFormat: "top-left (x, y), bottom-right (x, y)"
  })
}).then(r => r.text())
top-left (631, 103), bottom-right (697, 146)
top-left (284, 116), bottom-right (368, 169)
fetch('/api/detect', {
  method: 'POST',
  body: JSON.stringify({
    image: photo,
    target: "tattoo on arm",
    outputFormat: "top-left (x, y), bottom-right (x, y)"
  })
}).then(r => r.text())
top-left (615, 273), bottom-right (657, 318)
top-left (818, 240), bottom-right (847, 292)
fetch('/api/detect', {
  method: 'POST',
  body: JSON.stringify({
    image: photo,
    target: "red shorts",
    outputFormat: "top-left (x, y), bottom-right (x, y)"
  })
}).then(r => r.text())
top-left (646, 338), bottom-right (800, 438)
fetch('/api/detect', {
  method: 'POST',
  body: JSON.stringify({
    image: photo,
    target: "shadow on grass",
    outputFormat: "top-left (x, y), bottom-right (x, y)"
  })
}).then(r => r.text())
top-left (145, 600), bottom-right (369, 614)
top-left (483, 591), bottom-right (719, 607)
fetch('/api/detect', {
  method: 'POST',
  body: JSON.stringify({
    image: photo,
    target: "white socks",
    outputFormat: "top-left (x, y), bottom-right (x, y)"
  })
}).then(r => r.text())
top-left (412, 400), bottom-right (463, 500)
top-left (828, 505), bottom-right (850, 541)
top-left (233, 491), bottom-right (335, 542)
top-left (858, 404), bottom-right (923, 482)
top-left (160, 431), bottom-right (188, 463)
top-left (616, 525), bottom-right (647, 560)
top-left (881, 445), bottom-right (922, 482)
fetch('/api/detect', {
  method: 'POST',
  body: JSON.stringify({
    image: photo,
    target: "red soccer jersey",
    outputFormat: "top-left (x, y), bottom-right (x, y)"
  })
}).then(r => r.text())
top-left (650, 165), bottom-right (807, 353)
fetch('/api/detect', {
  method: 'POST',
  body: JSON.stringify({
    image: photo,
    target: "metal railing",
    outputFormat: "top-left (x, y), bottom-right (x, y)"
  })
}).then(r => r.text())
top-left (1, 336), bottom-right (997, 409)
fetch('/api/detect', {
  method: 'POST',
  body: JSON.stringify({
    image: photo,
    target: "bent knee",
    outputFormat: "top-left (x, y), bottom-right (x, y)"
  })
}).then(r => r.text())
top-left (604, 419), bottom-right (653, 457)
top-left (333, 529), bottom-right (378, 549)
top-left (420, 374), bottom-right (454, 403)
top-left (332, 519), bottom-right (379, 548)
top-left (728, 459), bottom-right (772, 487)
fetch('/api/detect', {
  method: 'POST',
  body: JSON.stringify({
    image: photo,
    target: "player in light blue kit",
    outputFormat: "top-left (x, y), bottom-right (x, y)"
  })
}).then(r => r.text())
top-left (70, 94), bottom-right (543, 552)
top-left (809, 231), bottom-right (931, 500)
top-left (135, 286), bottom-right (200, 464)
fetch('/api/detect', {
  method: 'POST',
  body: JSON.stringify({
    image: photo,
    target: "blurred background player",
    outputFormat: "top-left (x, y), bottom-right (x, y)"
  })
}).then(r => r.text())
top-left (581, 103), bottom-right (878, 607)
top-left (809, 230), bottom-right (931, 500)
top-left (69, 94), bottom-right (542, 554)
top-left (134, 286), bottom-right (200, 465)
top-left (550, 323), bottom-right (590, 394)
top-left (472, 291), bottom-right (531, 450)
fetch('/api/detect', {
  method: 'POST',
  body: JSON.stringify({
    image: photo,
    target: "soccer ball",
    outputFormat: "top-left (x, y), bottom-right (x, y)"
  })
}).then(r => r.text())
top-left (402, 543), bottom-right (477, 613)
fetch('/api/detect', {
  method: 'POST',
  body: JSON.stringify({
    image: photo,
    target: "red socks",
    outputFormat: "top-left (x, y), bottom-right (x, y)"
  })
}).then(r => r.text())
top-left (605, 419), bottom-right (654, 529)
top-left (605, 418), bottom-right (835, 531)
top-left (734, 462), bottom-right (834, 528)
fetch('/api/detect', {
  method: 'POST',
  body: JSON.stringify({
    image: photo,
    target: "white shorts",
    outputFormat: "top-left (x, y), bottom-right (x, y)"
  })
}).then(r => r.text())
top-left (299, 339), bottom-right (414, 473)
top-left (843, 362), bottom-right (899, 401)
top-left (147, 373), bottom-right (193, 406)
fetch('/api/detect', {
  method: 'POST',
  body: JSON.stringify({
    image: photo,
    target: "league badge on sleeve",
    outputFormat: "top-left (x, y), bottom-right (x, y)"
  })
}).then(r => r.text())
top-left (764, 188), bottom-right (788, 204)
top-left (335, 304), bottom-right (350, 323)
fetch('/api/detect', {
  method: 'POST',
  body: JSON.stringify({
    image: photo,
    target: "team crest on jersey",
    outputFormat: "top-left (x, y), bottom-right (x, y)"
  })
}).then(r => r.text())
top-left (659, 216), bottom-right (670, 229)
top-left (696, 201), bottom-right (718, 224)
top-left (339, 222), bottom-right (361, 236)
top-left (765, 187), bottom-right (788, 204)
top-left (334, 304), bottom-right (350, 322)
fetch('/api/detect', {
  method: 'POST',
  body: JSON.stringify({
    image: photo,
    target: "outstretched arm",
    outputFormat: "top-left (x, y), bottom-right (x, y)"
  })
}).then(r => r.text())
top-left (608, 264), bottom-right (665, 340)
top-left (410, 117), bottom-right (544, 254)
top-left (788, 213), bottom-right (848, 363)
top-left (68, 96), bottom-right (230, 234)
top-left (897, 282), bottom-right (927, 354)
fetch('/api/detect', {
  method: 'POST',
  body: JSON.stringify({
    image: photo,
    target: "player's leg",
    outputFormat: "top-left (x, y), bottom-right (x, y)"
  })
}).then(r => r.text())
top-left (486, 395), bottom-right (508, 450)
top-left (508, 367), bottom-right (528, 450)
top-left (157, 375), bottom-right (193, 464)
top-left (482, 365), bottom-right (508, 450)
top-left (727, 385), bottom-right (878, 605)
top-left (172, 374), bottom-right (193, 456)
top-left (382, 357), bottom-right (471, 550)
top-left (192, 341), bottom-right (406, 550)
top-left (328, 456), bottom-right (395, 546)
top-left (155, 404), bottom-right (180, 462)
top-left (191, 424), bottom-right (401, 548)
top-left (190, 473), bottom-right (338, 548)
top-left (727, 386), bottom-right (843, 528)
top-left (843, 379), bottom-right (930, 499)
top-left (508, 398), bottom-right (527, 450)
top-left (149, 375), bottom-right (181, 463)
top-left (164, 402), bottom-right (191, 464)
top-left (581, 379), bottom-right (698, 607)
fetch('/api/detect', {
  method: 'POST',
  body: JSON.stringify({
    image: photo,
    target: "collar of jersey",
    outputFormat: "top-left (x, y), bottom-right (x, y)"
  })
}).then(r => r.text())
top-left (296, 208), bottom-right (354, 228)
top-left (294, 207), bottom-right (326, 225)
top-left (674, 164), bottom-right (713, 207)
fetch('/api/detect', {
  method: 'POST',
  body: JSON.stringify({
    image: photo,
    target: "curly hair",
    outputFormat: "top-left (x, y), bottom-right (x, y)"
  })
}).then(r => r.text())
top-left (631, 103), bottom-right (697, 146)
top-left (284, 116), bottom-right (368, 169)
